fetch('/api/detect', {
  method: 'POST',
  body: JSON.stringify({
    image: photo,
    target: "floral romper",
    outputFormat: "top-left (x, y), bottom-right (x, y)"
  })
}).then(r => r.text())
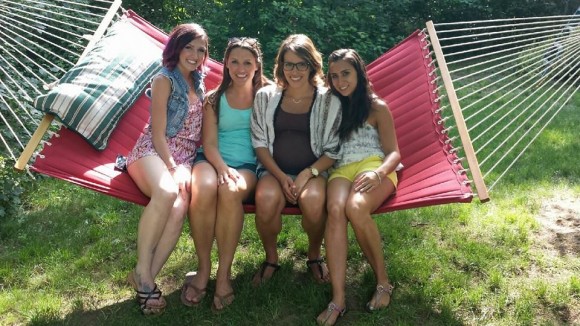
top-left (126, 99), bottom-right (203, 167)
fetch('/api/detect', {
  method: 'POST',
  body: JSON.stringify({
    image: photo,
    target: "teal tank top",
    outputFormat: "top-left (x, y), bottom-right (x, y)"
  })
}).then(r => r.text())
top-left (217, 93), bottom-right (256, 167)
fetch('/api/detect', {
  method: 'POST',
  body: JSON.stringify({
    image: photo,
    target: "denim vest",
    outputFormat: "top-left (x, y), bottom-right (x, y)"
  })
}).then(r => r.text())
top-left (147, 67), bottom-right (205, 137)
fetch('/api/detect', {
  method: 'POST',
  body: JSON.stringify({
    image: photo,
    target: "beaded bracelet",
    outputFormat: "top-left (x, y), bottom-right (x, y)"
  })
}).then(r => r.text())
top-left (371, 170), bottom-right (382, 184)
top-left (168, 165), bottom-right (178, 171)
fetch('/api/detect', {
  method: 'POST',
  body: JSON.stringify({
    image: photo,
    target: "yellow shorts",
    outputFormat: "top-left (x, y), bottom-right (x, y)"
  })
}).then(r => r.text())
top-left (329, 155), bottom-right (398, 188)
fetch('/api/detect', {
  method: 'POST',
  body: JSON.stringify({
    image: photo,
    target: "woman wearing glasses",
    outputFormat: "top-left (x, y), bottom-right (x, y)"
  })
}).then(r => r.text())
top-left (250, 34), bottom-right (342, 286)
top-left (181, 37), bottom-right (269, 311)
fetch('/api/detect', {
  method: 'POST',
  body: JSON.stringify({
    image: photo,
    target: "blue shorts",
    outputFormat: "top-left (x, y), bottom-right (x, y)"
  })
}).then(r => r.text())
top-left (256, 167), bottom-right (328, 179)
top-left (194, 152), bottom-right (257, 174)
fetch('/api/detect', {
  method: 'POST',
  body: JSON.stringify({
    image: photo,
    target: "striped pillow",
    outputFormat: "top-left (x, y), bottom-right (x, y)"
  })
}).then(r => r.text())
top-left (34, 19), bottom-right (162, 151)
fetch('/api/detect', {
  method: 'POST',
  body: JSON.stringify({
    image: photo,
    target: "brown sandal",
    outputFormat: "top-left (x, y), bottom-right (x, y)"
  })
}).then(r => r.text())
top-left (316, 302), bottom-right (346, 325)
top-left (180, 275), bottom-right (207, 307)
top-left (366, 283), bottom-right (394, 312)
top-left (211, 291), bottom-right (235, 313)
top-left (306, 258), bottom-right (329, 284)
top-left (252, 261), bottom-right (280, 287)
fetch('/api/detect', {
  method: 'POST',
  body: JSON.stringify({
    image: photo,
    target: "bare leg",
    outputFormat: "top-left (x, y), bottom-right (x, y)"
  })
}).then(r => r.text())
top-left (127, 156), bottom-right (178, 308)
top-left (150, 189), bottom-right (190, 278)
top-left (186, 162), bottom-right (218, 299)
top-left (214, 169), bottom-right (257, 308)
top-left (252, 174), bottom-right (285, 286)
top-left (316, 178), bottom-right (351, 325)
top-left (299, 177), bottom-right (329, 283)
top-left (347, 178), bottom-right (395, 308)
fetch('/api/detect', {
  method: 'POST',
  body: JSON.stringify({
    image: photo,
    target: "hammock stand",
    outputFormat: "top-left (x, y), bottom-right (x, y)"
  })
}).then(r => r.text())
top-left (14, 9), bottom-right (485, 214)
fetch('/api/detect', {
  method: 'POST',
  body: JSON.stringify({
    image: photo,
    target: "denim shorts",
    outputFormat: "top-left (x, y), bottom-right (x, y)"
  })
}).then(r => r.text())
top-left (194, 152), bottom-right (257, 173)
top-left (256, 167), bottom-right (328, 179)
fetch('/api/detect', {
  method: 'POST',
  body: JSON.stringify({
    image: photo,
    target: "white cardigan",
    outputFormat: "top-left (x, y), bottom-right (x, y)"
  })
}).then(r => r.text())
top-left (250, 84), bottom-right (342, 171)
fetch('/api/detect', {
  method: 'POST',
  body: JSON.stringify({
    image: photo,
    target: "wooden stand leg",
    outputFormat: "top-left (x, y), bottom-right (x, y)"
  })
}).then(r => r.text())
top-left (14, 114), bottom-right (54, 171)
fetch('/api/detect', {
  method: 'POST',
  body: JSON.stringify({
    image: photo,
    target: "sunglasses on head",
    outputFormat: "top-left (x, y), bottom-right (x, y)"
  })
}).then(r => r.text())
top-left (228, 37), bottom-right (258, 47)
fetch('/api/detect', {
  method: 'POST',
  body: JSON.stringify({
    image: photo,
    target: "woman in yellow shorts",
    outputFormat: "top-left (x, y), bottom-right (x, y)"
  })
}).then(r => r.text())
top-left (316, 49), bottom-right (402, 326)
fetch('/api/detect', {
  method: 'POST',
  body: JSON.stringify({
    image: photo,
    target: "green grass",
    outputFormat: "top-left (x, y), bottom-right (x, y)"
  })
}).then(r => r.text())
top-left (1, 141), bottom-right (579, 325)
top-left (1, 87), bottom-right (579, 325)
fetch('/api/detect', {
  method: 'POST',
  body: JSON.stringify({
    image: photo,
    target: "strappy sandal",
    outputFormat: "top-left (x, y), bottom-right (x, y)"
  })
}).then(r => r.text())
top-left (211, 291), bottom-right (235, 313)
top-left (252, 261), bottom-right (281, 287)
top-left (180, 276), bottom-right (207, 307)
top-left (366, 283), bottom-right (394, 312)
top-left (316, 302), bottom-right (346, 326)
top-left (306, 258), bottom-right (329, 284)
top-left (136, 284), bottom-right (166, 315)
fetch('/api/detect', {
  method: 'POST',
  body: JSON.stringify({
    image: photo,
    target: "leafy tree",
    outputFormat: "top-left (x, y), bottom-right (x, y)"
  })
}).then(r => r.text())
top-left (121, 0), bottom-right (571, 77)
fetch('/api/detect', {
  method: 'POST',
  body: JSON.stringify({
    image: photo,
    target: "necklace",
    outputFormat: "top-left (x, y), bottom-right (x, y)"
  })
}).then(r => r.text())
top-left (289, 96), bottom-right (304, 104)
top-left (287, 94), bottom-right (312, 104)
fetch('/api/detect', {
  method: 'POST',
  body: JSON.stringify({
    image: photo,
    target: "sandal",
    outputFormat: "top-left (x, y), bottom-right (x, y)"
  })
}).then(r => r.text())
top-left (316, 302), bottom-right (346, 326)
top-left (211, 291), bottom-right (235, 313)
top-left (366, 283), bottom-right (394, 312)
top-left (252, 261), bottom-right (281, 287)
top-left (180, 275), bottom-right (207, 307)
top-left (306, 258), bottom-right (329, 284)
top-left (136, 284), bottom-right (166, 315)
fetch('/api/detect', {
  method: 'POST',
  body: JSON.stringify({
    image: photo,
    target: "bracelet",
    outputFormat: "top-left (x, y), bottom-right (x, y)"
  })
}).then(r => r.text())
top-left (371, 170), bottom-right (382, 184)
top-left (168, 165), bottom-right (178, 171)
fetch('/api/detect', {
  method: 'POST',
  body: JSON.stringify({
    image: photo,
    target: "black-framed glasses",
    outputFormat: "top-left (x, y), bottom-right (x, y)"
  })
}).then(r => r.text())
top-left (283, 61), bottom-right (310, 71)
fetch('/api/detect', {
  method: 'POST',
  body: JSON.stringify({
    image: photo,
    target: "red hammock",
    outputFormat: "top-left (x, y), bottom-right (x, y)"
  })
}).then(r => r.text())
top-left (30, 10), bottom-right (473, 214)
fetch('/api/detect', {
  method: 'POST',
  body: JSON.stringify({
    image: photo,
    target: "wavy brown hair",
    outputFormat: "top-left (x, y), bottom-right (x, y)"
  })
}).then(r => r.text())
top-left (273, 34), bottom-right (324, 88)
top-left (206, 37), bottom-right (269, 120)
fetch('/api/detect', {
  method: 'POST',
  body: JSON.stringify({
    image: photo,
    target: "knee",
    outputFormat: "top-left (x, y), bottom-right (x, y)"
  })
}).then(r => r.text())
top-left (300, 190), bottom-right (325, 216)
top-left (345, 198), bottom-right (372, 227)
top-left (192, 178), bottom-right (217, 204)
top-left (327, 199), bottom-right (345, 221)
top-left (218, 184), bottom-right (243, 203)
top-left (255, 188), bottom-right (283, 214)
top-left (166, 207), bottom-right (187, 228)
top-left (151, 185), bottom-right (179, 207)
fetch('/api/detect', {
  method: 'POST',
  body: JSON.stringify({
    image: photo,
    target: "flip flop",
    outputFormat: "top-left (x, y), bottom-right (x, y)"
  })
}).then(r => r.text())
top-left (211, 291), bottom-right (235, 313)
top-left (252, 261), bottom-right (280, 287)
top-left (306, 258), bottom-right (329, 284)
top-left (180, 275), bottom-right (207, 307)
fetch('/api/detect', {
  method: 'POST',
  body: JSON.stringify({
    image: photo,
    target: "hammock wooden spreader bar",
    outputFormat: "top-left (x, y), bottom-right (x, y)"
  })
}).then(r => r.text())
top-left (24, 10), bottom-right (474, 214)
top-left (12, 0), bottom-right (123, 169)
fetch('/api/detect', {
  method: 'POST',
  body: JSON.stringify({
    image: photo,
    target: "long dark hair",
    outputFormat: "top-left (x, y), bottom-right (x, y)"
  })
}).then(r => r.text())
top-left (273, 34), bottom-right (324, 88)
top-left (207, 37), bottom-right (268, 119)
top-left (327, 49), bottom-right (375, 141)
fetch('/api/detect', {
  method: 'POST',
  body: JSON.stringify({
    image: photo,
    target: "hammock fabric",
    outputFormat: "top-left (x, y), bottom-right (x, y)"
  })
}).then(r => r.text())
top-left (30, 10), bottom-right (473, 215)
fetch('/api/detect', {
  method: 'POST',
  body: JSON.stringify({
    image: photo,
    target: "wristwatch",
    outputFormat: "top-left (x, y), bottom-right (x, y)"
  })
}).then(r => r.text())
top-left (309, 166), bottom-right (319, 178)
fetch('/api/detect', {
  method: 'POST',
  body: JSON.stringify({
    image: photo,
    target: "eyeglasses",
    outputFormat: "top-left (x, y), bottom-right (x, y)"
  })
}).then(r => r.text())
top-left (283, 61), bottom-right (310, 71)
top-left (228, 37), bottom-right (258, 47)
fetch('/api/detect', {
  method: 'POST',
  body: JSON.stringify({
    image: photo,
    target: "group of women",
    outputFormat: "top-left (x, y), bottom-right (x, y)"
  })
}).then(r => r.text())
top-left (125, 22), bottom-right (401, 326)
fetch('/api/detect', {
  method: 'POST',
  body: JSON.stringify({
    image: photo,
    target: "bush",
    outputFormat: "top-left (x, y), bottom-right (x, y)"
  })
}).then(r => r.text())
top-left (0, 157), bottom-right (26, 218)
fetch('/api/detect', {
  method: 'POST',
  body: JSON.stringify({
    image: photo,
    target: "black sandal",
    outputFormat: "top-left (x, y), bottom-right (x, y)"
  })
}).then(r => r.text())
top-left (136, 284), bottom-right (166, 315)
top-left (306, 258), bottom-right (329, 283)
top-left (252, 261), bottom-right (280, 287)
